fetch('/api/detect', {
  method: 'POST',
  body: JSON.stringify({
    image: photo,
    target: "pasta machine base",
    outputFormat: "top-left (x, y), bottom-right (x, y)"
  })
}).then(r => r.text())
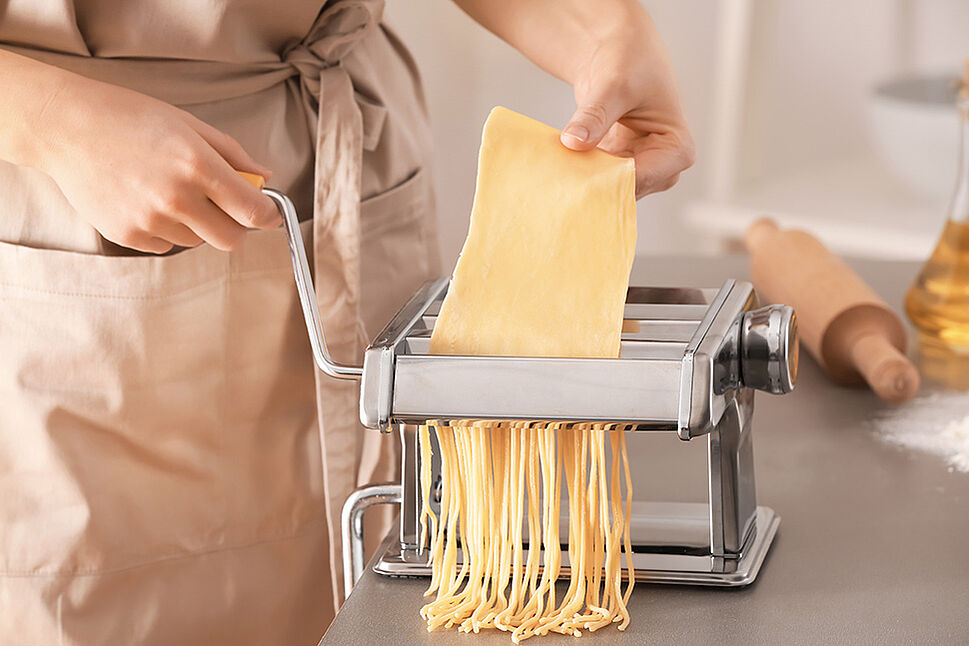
top-left (371, 503), bottom-right (779, 587)
top-left (263, 188), bottom-right (798, 598)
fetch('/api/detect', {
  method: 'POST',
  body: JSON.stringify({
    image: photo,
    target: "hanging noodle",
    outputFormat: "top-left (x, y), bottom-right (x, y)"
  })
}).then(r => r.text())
top-left (419, 420), bottom-right (634, 642)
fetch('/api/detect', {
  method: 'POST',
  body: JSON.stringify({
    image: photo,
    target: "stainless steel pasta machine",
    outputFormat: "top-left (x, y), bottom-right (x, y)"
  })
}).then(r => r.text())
top-left (265, 189), bottom-right (799, 599)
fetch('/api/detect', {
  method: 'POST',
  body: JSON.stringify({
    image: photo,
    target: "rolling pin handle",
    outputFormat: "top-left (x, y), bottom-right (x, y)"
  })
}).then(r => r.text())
top-left (848, 333), bottom-right (920, 404)
top-left (745, 217), bottom-right (780, 253)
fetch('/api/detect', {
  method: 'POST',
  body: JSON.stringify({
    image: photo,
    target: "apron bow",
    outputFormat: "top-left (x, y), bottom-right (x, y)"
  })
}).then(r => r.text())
top-left (283, 0), bottom-right (383, 93)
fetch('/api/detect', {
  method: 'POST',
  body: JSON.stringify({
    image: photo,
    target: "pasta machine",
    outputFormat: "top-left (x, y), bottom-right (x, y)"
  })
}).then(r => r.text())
top-left (265, 189), bottom-right (799, 599)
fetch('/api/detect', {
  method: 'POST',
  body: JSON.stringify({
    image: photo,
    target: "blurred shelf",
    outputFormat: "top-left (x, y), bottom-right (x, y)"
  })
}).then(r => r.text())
top-left (684, 156), bottom-right (947, 260)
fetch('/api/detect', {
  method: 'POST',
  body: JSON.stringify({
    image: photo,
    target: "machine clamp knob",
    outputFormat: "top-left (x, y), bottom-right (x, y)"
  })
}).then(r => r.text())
top-left (740, 304), bottom-right (798, 394)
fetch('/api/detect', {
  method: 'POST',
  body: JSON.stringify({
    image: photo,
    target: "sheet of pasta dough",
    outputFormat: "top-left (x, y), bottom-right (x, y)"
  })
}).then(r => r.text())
top-left (430, 106), bottom-right (636, 359)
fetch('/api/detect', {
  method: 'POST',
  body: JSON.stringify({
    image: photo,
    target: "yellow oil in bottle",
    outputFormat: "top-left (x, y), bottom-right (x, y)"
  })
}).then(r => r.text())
top-left (906, 206), bottom-right (969, 389)
top-left (906, 66), bottom-right (969, 387)
top-left (906, 219), bottom-right (969, 353)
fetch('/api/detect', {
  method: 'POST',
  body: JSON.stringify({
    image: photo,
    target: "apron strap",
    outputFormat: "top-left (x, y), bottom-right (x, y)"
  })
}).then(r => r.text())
top-left (311, 65), bottom-right (372, 607)
top-left (286, 0), bottom-right (384, 607)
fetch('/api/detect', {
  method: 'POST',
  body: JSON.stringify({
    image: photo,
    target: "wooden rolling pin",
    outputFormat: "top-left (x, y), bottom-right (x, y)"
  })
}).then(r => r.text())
top-left (746, 218), bottom-right (919, 403)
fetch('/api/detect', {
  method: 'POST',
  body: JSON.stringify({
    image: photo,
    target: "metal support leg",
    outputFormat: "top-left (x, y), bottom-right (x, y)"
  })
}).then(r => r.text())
top-left (398, 425), bottom-right (420, 550)
top-left (341, 484), bottom-right (402, 600)
top-left (708, 389), bottom-right (758, 557)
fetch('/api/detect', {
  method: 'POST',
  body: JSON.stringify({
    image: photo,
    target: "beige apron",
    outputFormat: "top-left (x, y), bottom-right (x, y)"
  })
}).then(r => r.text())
top-left (0, 1), bottom-right (441, 643)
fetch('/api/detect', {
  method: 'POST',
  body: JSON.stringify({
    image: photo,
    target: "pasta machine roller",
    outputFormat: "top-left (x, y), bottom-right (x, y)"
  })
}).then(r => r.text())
top-left (265, 189), bottom-right (799, 597)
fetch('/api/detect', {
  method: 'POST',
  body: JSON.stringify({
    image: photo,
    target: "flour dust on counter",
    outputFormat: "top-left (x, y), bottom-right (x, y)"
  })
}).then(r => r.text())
top-left (871, 391), bottom-right (969, 472)
top-left (418, 106), bottom-right (638, 643)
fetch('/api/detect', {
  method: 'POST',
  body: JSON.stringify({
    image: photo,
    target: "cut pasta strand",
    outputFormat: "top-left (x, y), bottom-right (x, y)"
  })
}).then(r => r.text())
top-left (420, 423), bottom-right (634, 642)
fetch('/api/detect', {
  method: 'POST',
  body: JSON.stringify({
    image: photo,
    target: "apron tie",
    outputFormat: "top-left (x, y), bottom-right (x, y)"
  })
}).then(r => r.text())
top-left (280, 1), bottom-right (383, 363)
top-left (283, 0), bottom-right (384, 605)
top-left (282, 0), bottom-right (381, 98)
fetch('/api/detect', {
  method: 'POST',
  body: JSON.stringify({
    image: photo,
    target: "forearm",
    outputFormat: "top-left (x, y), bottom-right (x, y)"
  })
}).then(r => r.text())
top-left (0, 48), bottom-right (73, 171)
top-left (452, 0), bottom-right (652, 84)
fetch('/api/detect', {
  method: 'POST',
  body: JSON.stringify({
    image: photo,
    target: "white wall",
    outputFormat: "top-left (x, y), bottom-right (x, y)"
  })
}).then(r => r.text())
top-left (385, 0), bottom-right (969, 267)
top-left (741, 0), bottom-right (899, 183)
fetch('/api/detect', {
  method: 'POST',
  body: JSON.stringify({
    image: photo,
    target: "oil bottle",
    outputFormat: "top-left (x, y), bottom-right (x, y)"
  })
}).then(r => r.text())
top-left (905, 66), bottom-right (969, 387)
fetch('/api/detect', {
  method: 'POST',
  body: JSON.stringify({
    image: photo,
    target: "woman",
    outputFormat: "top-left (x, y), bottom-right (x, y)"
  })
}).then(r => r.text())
top-left (0, 0), bottom-right (693, 643)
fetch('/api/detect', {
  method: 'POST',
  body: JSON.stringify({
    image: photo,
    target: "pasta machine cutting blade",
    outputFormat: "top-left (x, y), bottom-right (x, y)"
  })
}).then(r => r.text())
top-left (265, 189), bottom-right (799, 598)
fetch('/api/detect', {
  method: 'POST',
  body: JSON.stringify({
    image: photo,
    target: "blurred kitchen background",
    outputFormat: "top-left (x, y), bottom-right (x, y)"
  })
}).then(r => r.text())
top-left (386, 0), bottom-right (969, 268)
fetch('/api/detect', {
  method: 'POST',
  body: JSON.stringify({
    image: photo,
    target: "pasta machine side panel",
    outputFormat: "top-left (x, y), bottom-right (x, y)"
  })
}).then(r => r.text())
top-left (360, 279), bottom-right (449, 431)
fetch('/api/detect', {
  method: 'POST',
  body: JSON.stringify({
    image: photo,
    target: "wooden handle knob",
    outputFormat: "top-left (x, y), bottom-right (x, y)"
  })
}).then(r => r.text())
top-left (848, 333), bottom-right (920, 403)
top-left (238, 171), bottom-right (267, 189)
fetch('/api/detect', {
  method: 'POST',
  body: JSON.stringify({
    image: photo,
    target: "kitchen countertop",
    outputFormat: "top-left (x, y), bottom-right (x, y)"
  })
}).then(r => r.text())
top-left (319, 255), bottom-right (969, 645)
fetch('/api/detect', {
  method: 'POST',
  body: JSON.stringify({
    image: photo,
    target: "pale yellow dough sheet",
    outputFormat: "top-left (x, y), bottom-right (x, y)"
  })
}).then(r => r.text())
top-left (429, 106), bottom-right (637, 359)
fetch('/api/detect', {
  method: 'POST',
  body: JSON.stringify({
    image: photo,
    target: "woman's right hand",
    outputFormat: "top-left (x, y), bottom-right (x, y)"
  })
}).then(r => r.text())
top-left (10, 54), bottom-right (279, 254)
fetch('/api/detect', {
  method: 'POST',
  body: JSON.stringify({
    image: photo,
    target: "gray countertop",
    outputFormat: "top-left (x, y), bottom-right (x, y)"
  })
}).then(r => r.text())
top-left (320, 255), bottom-right (969, 645)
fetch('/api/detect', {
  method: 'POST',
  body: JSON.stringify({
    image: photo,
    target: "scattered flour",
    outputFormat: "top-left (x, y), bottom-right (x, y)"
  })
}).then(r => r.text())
top-left (872, 392), bottom-right (969, 473)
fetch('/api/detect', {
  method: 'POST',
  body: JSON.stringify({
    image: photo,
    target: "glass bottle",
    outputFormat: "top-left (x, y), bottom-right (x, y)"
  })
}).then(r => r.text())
top-left (905, 71), bottom-right (969, 388)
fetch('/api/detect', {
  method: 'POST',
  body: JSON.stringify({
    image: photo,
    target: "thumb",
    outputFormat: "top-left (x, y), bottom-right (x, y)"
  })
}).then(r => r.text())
top-left (560, 97), bottom-right (626, 151)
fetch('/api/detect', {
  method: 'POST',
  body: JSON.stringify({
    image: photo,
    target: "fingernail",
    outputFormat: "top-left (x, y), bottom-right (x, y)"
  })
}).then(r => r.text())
top-left (563, 124), bottom-right (589, 143)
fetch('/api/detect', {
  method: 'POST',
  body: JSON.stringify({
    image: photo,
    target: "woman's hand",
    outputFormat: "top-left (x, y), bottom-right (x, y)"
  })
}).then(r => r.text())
top-left (0, 50), bottom-right (278, 253)
top-left (558, 11), bottom-right (695, 197)
top-left (455, 0), bottom-right (695, 198)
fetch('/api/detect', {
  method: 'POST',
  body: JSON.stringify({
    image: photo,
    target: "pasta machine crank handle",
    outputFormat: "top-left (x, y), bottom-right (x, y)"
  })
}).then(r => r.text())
top-left (263, 188), bottom-right (363, 380)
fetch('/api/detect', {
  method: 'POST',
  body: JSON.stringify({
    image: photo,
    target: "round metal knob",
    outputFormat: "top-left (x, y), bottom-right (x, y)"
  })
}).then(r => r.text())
top-left (740, 305), bottom-right (798, 394)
